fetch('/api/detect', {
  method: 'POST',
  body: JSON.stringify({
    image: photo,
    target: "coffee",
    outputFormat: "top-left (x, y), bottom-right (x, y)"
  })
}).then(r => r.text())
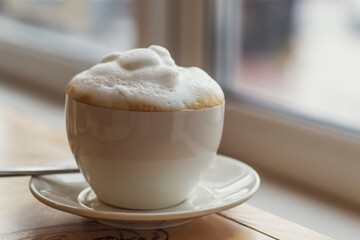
top-left (66, 45), bottom-right (224, 111)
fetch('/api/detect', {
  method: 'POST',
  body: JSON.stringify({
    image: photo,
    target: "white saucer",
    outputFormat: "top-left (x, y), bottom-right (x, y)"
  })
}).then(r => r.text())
top-left (30, 155), bottom-right (260, 229)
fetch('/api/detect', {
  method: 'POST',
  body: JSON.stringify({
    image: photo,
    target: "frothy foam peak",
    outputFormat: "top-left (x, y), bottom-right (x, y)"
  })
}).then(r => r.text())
top-left (67, 45), bottom-right (224, 111)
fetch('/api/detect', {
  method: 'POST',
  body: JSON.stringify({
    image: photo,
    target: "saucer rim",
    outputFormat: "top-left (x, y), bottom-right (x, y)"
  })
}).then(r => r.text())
top-left (29, 155), bottom-right (260, 222)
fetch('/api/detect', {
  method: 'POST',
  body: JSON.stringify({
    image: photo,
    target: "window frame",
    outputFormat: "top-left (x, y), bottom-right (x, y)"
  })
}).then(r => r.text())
top-left (221, 97), bottom-right (360, 206)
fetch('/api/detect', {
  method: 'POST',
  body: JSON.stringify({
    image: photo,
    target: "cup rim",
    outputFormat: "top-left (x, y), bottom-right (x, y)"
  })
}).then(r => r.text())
top-left (66, 95), bottom-right (225, 113)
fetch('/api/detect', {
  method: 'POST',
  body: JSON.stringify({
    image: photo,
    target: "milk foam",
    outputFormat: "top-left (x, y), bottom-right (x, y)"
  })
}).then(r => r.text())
top-left (67, 45), bottom-right (224, 111)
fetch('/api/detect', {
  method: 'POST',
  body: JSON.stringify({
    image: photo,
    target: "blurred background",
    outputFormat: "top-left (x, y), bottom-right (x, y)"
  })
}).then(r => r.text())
top-left (1, 0), bottom-right (360, 239)
top-left (2, 0), bottom-right (360, 131)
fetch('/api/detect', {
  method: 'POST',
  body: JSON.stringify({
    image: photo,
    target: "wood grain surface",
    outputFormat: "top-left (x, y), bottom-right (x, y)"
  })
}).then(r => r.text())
top-left (0, 105), bottom-right (334, 239)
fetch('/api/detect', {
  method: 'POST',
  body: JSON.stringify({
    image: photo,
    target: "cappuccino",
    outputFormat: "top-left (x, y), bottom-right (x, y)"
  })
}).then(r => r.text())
top-left (66, 45), bottom-right (225, 209)
top-left (67, 45), bottom-right (224, 111)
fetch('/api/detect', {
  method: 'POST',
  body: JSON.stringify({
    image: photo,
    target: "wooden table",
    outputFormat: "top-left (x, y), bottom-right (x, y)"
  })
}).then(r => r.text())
top-left (0, 105), bottom-right (333, 240)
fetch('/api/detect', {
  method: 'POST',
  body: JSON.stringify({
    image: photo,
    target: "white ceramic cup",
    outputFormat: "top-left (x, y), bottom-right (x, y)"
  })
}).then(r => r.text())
top-left (66, 96), bottom-right (224, 210)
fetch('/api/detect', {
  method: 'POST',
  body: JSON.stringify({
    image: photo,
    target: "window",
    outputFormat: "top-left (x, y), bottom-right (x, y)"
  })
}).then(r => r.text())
top-left (211, 0), bottom-right (360, 206)
top-left (0, 0), bottom-right (136, 93)
top-left (234, 0), bottom-right (360, 133)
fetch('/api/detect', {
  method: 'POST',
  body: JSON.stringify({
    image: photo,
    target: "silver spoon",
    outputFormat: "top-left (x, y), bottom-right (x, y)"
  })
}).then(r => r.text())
top-left (0, 166), bottom-right (80, 177)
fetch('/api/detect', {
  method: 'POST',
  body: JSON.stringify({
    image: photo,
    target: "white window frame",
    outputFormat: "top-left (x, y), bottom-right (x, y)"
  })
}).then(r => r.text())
top-left (222, 99), bottom-right (360, 206)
